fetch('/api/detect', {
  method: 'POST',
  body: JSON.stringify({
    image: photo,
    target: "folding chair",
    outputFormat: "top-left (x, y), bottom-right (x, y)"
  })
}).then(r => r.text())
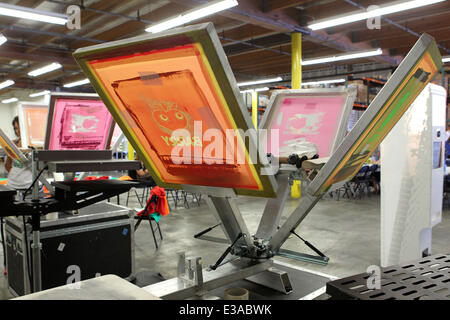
top-left (126, 181), bottom-right (155, 207)
top-left (134, 194), bottom-right (163, 249)
top-left (339, 166), bottom-right (369, 199)
top-left (363, 164), bottom-right (379, 197)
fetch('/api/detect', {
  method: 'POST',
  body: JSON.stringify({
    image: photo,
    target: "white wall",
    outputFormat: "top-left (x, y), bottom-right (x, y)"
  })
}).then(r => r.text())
top-left (0, 103), bottom-right (17, 139)
top-left (0, 93), bottom-right (49, 140)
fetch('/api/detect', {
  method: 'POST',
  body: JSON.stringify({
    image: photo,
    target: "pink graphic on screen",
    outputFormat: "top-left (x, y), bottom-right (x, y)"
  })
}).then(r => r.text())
top-left (48, 99), bottom-right (113, 150)
top-left (266, 96), bottom-right (346, 157)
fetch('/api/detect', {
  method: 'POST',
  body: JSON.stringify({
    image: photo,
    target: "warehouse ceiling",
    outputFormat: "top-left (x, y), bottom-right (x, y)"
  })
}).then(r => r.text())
top-left (0, 0), bottom-right (449, 98)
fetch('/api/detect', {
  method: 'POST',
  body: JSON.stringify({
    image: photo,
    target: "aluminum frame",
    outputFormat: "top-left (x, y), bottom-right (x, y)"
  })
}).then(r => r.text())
top-left (73, 22), bottom-right (277, 198)
top-left (259, 87), bottom-right (357, 157)
top-left (44, 92), bottom-right (115, 151)
top-left (268, 33), bottom-right (443, 253)
top-left (0, 128), bottom-right (28, 163)
top-left (17, 102), bottom-right (48, 149)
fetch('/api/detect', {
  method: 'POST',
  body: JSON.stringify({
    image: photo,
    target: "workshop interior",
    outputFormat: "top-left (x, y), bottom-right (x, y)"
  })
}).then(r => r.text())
top-left (0, 0), bottom-right (449, 301)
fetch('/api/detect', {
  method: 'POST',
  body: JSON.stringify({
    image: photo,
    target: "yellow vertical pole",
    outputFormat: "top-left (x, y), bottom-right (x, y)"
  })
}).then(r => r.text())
top-left (251, 90), bottom-right (258, 130)
top-left (291, 32), bottom-right (302, 198)
top-left (128, 142), bottom-right (135, 160)
top-left (291, 32), bottom-right (302, 89)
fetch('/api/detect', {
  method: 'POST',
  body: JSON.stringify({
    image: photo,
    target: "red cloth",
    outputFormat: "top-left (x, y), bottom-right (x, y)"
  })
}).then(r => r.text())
top-left (85, 176), bottom-right (109, 180)
top-left (137, 186), bottom-right (170, 217)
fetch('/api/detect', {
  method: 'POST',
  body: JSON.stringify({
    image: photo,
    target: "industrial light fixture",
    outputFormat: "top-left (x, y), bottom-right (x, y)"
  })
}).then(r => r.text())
top-left (63, 78), bottom-right (90, 88)
top-left (301, 79), bottom-right (346, 86)
top-left (0, 80), bottom-right (15, 90)
top-left (2, 97), bottom-right (18, 104)
top-left (0, 3), bottom-right (68, 25)
top-left (302, 49), bottom-right (383, 66)
top-left (240, 87), bottom-right (269, 93)
top-left (308, 0), bottom-right (445, 30)
top-left (146, 0), bottom-right (238, 33)
top-left (28, 63), bottom-right (62, 77)
top-left (237, 77), bottom-right (283, 87)
top-left (0, 34), bottom-right (7, 46)
top-left (443, 56), bottom-right (450, 63)
top-left (29, 90), bottom-right (51, 98)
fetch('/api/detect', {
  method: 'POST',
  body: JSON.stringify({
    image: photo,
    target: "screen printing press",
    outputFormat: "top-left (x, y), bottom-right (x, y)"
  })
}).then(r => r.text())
top-left (4, 22), bottom-right (444, 300)
top-left (0, 119), bottom-right (141, 296)
top-left (40, 22), bottom-right (444, 300)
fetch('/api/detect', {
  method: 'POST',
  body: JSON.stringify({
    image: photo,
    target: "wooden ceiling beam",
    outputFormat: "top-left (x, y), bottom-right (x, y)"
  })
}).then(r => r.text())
top-left (219, 24), bottom-right (278, 45)
top-left (329, 3), bottom-right (450, 35)
top-left (0, 0), bottom-right (47, 31)
top-left (264, 0), bottom-right (312, 12)
top-left (350, 11), bottom-right (450, 43)
top-left (0, 43), bottom-right (76, 66)
top-left (25, 0), bottom-right (128, 53)
top-left (375, 27), bottom-right (450, 50)
top-left (169, 0), bottom-right (402, 65)
top-left (69, 1), bottom-right (188, 48)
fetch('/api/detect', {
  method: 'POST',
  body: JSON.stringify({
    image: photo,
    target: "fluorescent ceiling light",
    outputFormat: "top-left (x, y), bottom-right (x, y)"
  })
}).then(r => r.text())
top-left (2, 97), bottom-right (18, 104)
top-left (28, 62), bottom-right (62, 77)
top-left (237, 77), bottom-right (283, 87)
top-left (240, 87), bottom-right (269, 93)
top-left (0, 3), bottom-right (68, 25)
top-left (0, 34), bottom-right (7, 46)
top-left (309, 0), bottom-right (445, 30)
top-left (146, 0), bottom-right (238, 33)
top-left (301, 79), bottom-right (346, 86)
top-left (302, 49), bottom-right (383, 65)
top-left (63, 78), bottom-right (90, 88)
top-left (29, 90), bottom-right (50, 98)
top-left (0, 80), bottom-right (15, 90)
top-left (443, 56), bottom-right (450, 63)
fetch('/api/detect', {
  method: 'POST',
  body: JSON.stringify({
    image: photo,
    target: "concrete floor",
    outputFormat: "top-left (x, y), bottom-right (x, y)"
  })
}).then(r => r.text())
top-left (1, 190), bottom-right (450, 299)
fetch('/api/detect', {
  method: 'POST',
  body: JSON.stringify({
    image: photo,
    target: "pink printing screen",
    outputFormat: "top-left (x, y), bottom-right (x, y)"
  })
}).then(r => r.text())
top-left (266, 96), bottom-right (346, 157)
top-left (48, 99), bottom-right (113, 150)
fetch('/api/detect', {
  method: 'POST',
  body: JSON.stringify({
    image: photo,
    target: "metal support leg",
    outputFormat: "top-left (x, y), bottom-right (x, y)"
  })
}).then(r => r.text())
top-left (145, 258), bottom-right (273, 300)
top-left (246, 267), bottom-right (293, 294)
top-left (30, 151), bottom-right (42, 293)
top-left (135, 189), bottom-right (143, 207)
top-left (255, 172), bottom-right (290, 240)
top-left (148, 218), bottom-right (159, 249)
top-left (269, 191), bottom-right (322, 253)
top-left (31, 215), bottom-right (42, 293)
top-left (156, 221), bottom-right (163, 240)
top-left (205, 196), bottom-right (253, 247)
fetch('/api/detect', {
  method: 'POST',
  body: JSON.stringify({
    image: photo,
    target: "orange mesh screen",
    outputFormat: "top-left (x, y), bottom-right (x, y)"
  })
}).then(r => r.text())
top-left (24, 107), bottom-right (47, 147)
top-left (88, 44), bottom-right (261, 190)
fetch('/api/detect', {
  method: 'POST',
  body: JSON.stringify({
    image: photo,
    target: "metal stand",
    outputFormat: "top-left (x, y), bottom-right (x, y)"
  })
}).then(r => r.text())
top-left (145, 256), bottom-right (273, 300)
top-left (255, 172), bottom-right (290, 240)
top-left (16, 150), bottom-right (141, 294)
top-left (30, 151), bottom-right (42, 293)
top-left (246, 267), bottom-right (293, 294)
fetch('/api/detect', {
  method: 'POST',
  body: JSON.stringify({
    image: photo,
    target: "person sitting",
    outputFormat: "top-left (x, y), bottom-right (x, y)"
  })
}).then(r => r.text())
top-left (4, 116), bottom-right (33, 191)
top-left (128, 158), bottom-right (156, 186)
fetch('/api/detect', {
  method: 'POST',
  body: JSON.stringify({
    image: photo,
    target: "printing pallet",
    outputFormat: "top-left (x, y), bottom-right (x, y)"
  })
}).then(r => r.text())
top-left (326, 254), bottom-right (450, 300)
